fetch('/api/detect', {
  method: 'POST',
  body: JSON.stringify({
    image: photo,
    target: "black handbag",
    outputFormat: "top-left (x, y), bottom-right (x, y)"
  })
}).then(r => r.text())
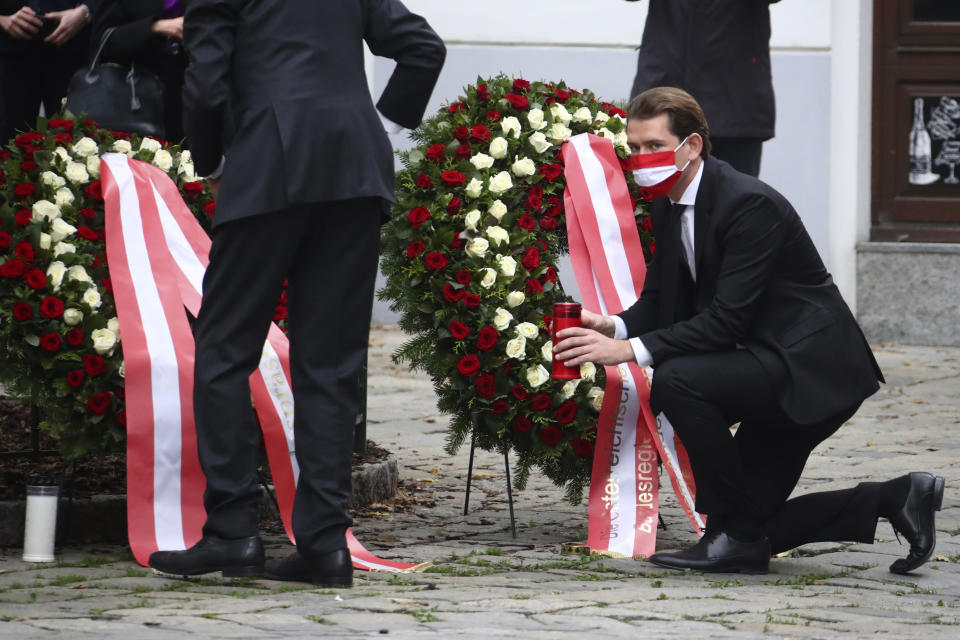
top-left (65, 27), bottom-right (166, 139)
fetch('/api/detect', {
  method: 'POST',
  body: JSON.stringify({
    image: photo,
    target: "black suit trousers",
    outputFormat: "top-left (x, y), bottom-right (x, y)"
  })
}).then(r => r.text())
top-left (650, 349), bottom-right (880, 552)
top-left (193, 198), bottom-right (381, 556)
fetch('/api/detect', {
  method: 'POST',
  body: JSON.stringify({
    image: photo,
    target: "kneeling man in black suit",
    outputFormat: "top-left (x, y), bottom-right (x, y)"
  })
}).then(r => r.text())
top-left (554, 87), bottom-right (944, 575)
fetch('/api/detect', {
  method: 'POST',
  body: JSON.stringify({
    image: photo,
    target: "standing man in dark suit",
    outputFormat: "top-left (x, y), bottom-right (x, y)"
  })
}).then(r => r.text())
top-left (554, 87), bottom-right (944, 575)
top-left (628, 0), bottom-right (779, 177)
top-left (148, 0), bottom-right (445, 586)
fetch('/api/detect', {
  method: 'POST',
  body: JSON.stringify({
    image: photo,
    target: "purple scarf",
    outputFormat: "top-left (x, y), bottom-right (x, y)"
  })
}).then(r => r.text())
top-left (163, 0), bottom-right (184, 18)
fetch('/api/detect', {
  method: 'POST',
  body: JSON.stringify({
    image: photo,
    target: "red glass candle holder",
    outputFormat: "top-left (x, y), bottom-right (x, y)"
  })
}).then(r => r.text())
top-left (552, 302), bottom-right (582, 379)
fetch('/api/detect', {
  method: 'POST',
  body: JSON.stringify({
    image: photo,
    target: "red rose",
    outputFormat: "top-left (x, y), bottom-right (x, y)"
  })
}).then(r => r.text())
top-left (513, 416), bottom-right (532, 432)
top-left (448, 101), bottom-right (466, 113)
top-left (48, 119), bottom-right (74, 130)
top-left (425, 144), bottom-right (445, 163)
top-left (513, 79), bottom-right (531, 92)
top-left (475, 373), bottom-right (496, 398)
top-left (85, 181), bottom-right (104, 201)
top-left (522, 246), bottom-right (540, 270)
top-left (457, 354), bottom-right (481, 377)
top-left (115, 386), bottom-right (125, 400)
top-left (25, 268), bottom-right (46, 290)
top-left (463, 293), bottom-right (481, 308)
top-left (203, 201), bottom-right (216, 217)
top-left (416, 173), bottom-right (434, 189)
top-left (512, 384), bottom-right (528, 400)
top-left (555, 400), bottom-right (578, 424)
top-left (449, 321), bottom-right (470, 340)
top-left (54, 133), bottom-right (73, 145)
top-left (0, 259), bottom-right (25, 278)
top-left (273, 304), bottom-right (287, 322)
top-left (543, 265), bottom-right (557, 283)
top-left (0, 149), bottom-right (9, 160)
top-left (476, 326), bottom-right (498, 351)
top-left (78, 207), bottom-right (96, 220)
top-left (15, 209), bottom-right (32, 226)
top-left (39, 332), bottom-right (61, 352)
top-left (571, 437), bottom-right (594, 457)
top-left (15, 183), bottom-right (35, 199)
top-left (491, 400), bottom-right (509, 415)
top-left (443, 282), bottom-right (465, 303)
top-left (471, 124), bottom-right (491, 142)
top-left (526, 193), bottom-right (542, 212)
top-left (66, 327), bottom-right (83, 346)
top-left (539, 163), bottom-right (562, 181)
top-left (517, 214), bottom-right (536, 230)
top-left (542, 314), bottom-right (553, 329)
top-left (117, 411), bottom-right (127, 427)
top-left (445, 196), bottom-right (462, 215)
top-left (39, 296), bottom-right (64, 319)
top-left (451, 232), bottom-right (466, 250)
top-left (12, 302), bottom-right (32, 321)
top-left (455, 144), bottom-right (472, 160)
top-left (539, 425), bottom-right (563, 446)
top-left (529, 185), bottom-right (543, 199)
top-left (101, 277), bottom-right (113, 294)
top-left (20, 161), bottom-right (37, 172)
top-left (66, 370), bottom-right (85, 387)
top-left (546, 196), bottom-right (563, 217)
top-left (182, 181), bottom-right (204, 199)
top-left (649, 241), bottom-right (656, 254)
top-left (83, 353), bottom-right (106, 376)
top-left (530, 393), bottom-right (551, 411)
top-left (486, 110), bottom-right (502, 122)
top-left (14, 241), bottom-right (34, 262)
top-left (407, 241), bottom-right (426, 258)
top-left (452, 125), bottom-right (469, 142)
top-left (526, 278), bottom-right (543, 295)
top-left (86, 392), bottom-right (112, 415)
top-left (407, 206), bottom-right (431, 228)
top-left (441, 171), bottom-right (466, 186)
top-left (641, 216), bottom-right (653, 231)
top-left (76, 226), bottom-right (99, 242)
top-left (539, 216), bottom-right (557, 231)
top-left (555, 89), bottom-right (572, 102)
top-left (0, 232), bottom-right (10, 249)
top-left (424, 252), bottom-right (447, 270)
top-left (14, 132), bottom-right (42, 148)
top-left (455, 269), bottom-right (471, 285)
top-left (476, 84), bottom-right (491, 101)
top-left (111, 130), bottom-right (131, 140)
top-left (504, 93), bottom-right (529, 111)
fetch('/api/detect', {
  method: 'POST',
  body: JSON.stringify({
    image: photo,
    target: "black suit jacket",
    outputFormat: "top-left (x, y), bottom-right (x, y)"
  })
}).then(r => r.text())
top-left (182, 0), bottom-right (445, 226)
top-left (618, 157), bottom-right (883, 425)
top-left (0, 0), bottom-right (100, 56)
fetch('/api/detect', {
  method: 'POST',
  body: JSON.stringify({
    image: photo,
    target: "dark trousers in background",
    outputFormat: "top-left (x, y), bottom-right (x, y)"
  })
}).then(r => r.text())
top-left (650, 349), bottom-right (880, 554)
top-left (193, 198), bottom-right (381, 556)
top-left (0, 42), bottom-right (84, 143)
top-left (710, 137), bottom-right (764, 178)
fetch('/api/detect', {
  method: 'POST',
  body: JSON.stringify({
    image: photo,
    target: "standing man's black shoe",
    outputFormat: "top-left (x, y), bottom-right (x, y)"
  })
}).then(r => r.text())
top-left (148, 535), bottom-right (265, 577)
top-left (888, 472), bottom-right (945, 574)
top-left (265, 549), bottom-right (353, 587)
top-left (648, 531), bottom-right (770, 574)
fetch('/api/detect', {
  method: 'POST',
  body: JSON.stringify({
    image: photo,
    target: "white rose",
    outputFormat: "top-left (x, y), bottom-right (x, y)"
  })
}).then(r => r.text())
top-left (547, 123), bottom-right (572, 143)
top-left (86, 155), bottom-right (100, 179)
top-left (505, 335), bottom-right (527, 360)
top-left (407, 149), bottom-right (424, 165)
top-left (179, 162), bottom-right (196, 180)
top-left (488, 200), bottom-right (507, 221)
top-left (32, 200), bottom-right (61, 222)
top-left (614, 131), bottom-right (630, 154)
top-left (526, 108), bottom-right (547, 131)
top-left (82, 287), bottom-right (102, 310)
top-left (486, 225), bottom-right (509, 247)
top-left (465, 178), bottom-right (483, 199)
top-left (41, 171), bottom-right (65, 188)
top-left (72, 137), bottom-right (99, 157)
top-left (562, 378), bottom-right (580, 399)
top-left (492, 307), bottom-right (514, 331)
top-left (541, 341), bottom-right (553, 362)
top-left (488, 171), bottom-right (513, 194)
top-left (52, 242), bottom-right (76, 257)
top-left (511, 156), bottom-right (536, 177)
top-left (573, 107), bottom-right (593, 123)
top-left (53, 147), bottom-right (70, 163)
top-left (465, 236), bottom-right (489, 258)
top-left (50, 218), bottom-right (77, 242)
top-left (505, 290), bottom-right (525, 308)
top-left (177, 150), bottom-right (192, 169)
top-left (528, 131), bottom-right (552, 155)
top-left (594, 111), bottom-right (610, 124)
top-left (497, 254), bottom-right (517, 277)
top-left (596, 127), bottom-right (615, 141)
top-left (152, 149), bottom-right (173, 171)
top-left (46, 261), bottom-right (67, 291)
top-left (91, 328), bottom-right (118, 356)
top-left (550, 103), bottom-right (572, 125)
top-left (39, 233), bottom-right (51, 250)
top-left (67, 264), bottom-right (92, 283)
top-left (470, 153), bottom-right (494, 170)
top-left (139, 137), bottom-right (162, 154)
top-left (64, 162), bottom-right (89, 184)
top-left (62, 308), bottom-right (83, 326)
top-left (515, 322), bottom-right (539, 339)
top-left (54, 187), bottom-right (75, 207)
top-left (525, 364), bottom-right (550, 388)
top-left (107, 316), bottom-right (120, 338)
top-left (112, 139), bottom-right (133, 155)
top-left (614, 113), bottom-right (627, 127)
top-left (464, 209), bottom-right (482, 232)
top-left (480, 268), bottom-right (497, 289)
top-left (587, 386), bottom-right (605, 412)
top-left (489, 136), bottom-right (509, 159)
top-left (580, 362), bottom-right (597, 382)
top-left (500, 116), bottom-right (521, 139)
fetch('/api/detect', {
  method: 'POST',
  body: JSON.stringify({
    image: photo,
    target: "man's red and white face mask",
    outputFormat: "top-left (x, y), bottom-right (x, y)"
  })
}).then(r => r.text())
top-left (629, 135), bottom-right (690, 200)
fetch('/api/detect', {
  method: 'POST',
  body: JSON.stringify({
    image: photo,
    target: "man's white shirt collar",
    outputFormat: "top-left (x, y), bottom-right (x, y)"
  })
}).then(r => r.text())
top-left (671, 159), bottom-right (705, 207)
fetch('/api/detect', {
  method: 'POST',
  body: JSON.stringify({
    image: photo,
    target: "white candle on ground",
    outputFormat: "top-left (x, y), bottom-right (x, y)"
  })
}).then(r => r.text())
top-left (22, 485), bottom-right (59, 563)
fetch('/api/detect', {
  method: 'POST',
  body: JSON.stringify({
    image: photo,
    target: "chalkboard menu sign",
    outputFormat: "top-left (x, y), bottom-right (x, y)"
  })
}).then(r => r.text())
top-left (908, 96), bottom-right (960, 187)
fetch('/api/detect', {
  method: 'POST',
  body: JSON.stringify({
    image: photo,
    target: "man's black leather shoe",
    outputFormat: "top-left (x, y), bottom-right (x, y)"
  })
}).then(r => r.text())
top-left (265, 549), bottom-right (353, 587)
top-left (648, 530), bottom-right (770, 574)
top-left (148, 535), bottom-right (264, 578)
top-left (888, 472), bottom-right (945, 574)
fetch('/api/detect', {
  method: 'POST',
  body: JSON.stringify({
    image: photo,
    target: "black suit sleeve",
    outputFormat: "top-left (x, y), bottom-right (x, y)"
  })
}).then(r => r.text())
top-left (91, 1), bottom-right (162, 62)
top-left (365, 0), bottom-right (445, 129)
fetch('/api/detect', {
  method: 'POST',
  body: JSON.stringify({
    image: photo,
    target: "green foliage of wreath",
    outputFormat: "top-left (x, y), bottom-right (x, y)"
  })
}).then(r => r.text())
top-left (379, 76), bottom-right (654, 502)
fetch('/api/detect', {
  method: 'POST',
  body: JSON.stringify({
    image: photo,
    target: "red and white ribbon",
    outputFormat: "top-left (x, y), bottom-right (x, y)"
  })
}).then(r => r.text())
top-left (102, 154), bottom-right (426, 572)
top-left (561, 134), bottom-right (704, 558)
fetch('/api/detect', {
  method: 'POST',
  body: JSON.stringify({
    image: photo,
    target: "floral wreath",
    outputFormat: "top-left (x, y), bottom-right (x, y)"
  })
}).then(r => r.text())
top-left (379, 76), bottom-right (654, 502)
top-left (0, 116), bottom-right (287, 458)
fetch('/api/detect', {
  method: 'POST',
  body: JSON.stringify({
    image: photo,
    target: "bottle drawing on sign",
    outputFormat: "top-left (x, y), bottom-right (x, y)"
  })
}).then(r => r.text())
top-left (909, 98), bottom-right (940, 185)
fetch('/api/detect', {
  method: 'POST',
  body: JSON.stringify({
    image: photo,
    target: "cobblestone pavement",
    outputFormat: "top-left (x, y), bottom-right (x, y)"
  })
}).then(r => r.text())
top-left (1, 327), bottom-right (959, 639)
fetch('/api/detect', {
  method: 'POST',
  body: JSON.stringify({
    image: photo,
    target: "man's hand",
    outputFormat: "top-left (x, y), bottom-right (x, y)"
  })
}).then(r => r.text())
top-left (553, 326), bottom-right (635, 367)
top-left (43, 6), bottom-right (88, 46)
top-left (580, 308), bottom-right (616, 338)
top-left (0, 6), bottom-right (43, 40)
top-left (152, 17), bottom-right (184, 40)
top-left (206, 177), bottom-right (220, 200)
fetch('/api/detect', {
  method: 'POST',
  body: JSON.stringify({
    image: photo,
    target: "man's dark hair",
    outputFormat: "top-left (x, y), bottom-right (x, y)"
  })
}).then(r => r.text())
top-left (627, 87), bottom-right (712, 157)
